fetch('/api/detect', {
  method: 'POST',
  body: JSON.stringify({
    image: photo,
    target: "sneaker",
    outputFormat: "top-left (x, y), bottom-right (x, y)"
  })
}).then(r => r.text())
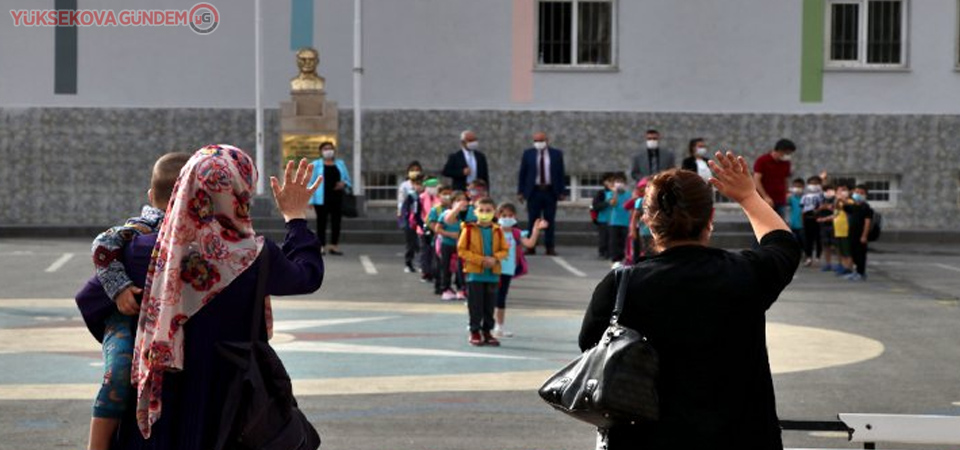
top-left (493, 327), bottom-right (514, 338)
top-left (456, 290), bottom-right (467, 300)
top-left (468, 331), bottom-right (484, 346)
top-left (835, 268), bottom-right (853, 277)
top-left (803, 258), bottom-right (813, 267)
top-left (482, 331), bottom-right (501, 347)
top-left (441, 290), bottom-right (457, 301)
top-left (420, 274), bottom-right (432, 283)
top-left (404, 264), bottom-right (416, 273)
top-left (434, 288), bottom-right (443, 296)
top-left (611, 261), bottom-right (623, 270)
top-left (844, 273), bottom-right (864, 281)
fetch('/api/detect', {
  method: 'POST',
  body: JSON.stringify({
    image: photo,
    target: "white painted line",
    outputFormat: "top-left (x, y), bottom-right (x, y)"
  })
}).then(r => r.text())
top-left (44, 253), bottom-right (74, 273)
top-left (359, 255), bottom-right (378, 275)
top-left (931, 263), bottom-right (960, 273)
top-left (551, 256), bottom-right (586, 278)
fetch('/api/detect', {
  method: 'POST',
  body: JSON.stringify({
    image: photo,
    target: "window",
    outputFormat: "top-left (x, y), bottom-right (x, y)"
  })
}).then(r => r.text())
top-left (833, 174), bottom-right (900, 207)
top-left (537, 0), bottom-right (616, 68)
top-left (564, 173), bottom-right (605, 202)
top-left (826, 0), bottom-right (908, 68)
top-left (363, 172), bottom-right (399, 202)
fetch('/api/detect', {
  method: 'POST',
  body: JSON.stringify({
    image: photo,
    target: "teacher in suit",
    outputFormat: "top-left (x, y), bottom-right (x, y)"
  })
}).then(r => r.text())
top-left (630, 129), bottom-right (676, 182)
top-left (517, 132), bottom-right (566, 256)
top-left (443, 130), bottom-right (490, 192)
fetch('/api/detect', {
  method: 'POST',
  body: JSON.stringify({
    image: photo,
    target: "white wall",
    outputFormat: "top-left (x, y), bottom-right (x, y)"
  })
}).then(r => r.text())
top-left (1, 0), bottom-right (958, 113)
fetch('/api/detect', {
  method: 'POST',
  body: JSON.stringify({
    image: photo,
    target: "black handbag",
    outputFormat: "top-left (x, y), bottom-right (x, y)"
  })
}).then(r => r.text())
top-left (214, 246), bottom-right (322, 450)
top-left (539, 268), bottom-right (660, 429)
top-left (341, 190), bottom-right (359, 218)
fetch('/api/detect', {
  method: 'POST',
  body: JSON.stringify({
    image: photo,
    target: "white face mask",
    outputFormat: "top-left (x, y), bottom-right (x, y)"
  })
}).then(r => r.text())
top-left (614, 182), bottom-right (625, 191)
top-left (322, 150), bottom-right (335, 159)
top-left (426, 187), bottom-right (438, 196)
top-left (533, 141), bottom-right (547, 151)
top-left (780, 153), bottom-right (793, 162)
top-left (695, 147), bottom-right (708, 157)
top-left (806, 184), bottom-right (822, 193)
top-left (465, 141), bottom-right (479, 151)
top-left (646, 140), bottom-right (659, 150)
top-left (790, 187), bottom-right (803, 195)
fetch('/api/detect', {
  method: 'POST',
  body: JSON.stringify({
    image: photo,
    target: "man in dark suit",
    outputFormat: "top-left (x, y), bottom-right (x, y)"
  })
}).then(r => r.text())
top-left (517, 131), bottom-right (566, 255)
top-left (442, 130), bottom-right (490, 192)
top-left (630, 129), bottom-right (676, 182)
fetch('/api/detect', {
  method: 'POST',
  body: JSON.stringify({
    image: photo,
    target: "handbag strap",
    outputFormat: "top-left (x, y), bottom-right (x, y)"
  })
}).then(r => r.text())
top-left (248, 244), bottom-right (271, 342)
top-left (609, 267), bottom-right (631, 325)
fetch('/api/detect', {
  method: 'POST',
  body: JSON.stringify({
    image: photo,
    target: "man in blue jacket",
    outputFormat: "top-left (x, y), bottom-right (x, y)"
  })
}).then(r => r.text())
top-left (517, 132), bottom-right (566, 255)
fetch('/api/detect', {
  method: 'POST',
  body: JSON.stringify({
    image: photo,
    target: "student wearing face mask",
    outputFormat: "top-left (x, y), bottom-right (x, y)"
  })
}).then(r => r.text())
top-left (841, 185), bottom-right (875, 281)
top-left (418, 178), bottom-right (442, 283)
top-left (753, 139), bottom-right (796, 215)
top-left (443, 130), bottom-right (490, 192)
top-left (681, 138), bottom-right (713, 183)
top-left (799, 175), bottom-right (825, 267)
top-left (309, 141), bottom-right (352, 255)
top-left (630, 129), bottom-right (676, 182)
top-left (397, 160), bottom-right (424, 217)
top-left (606, 172), bottom-right (632, 268)
top-left (517, 131), bottom-right (567, 255)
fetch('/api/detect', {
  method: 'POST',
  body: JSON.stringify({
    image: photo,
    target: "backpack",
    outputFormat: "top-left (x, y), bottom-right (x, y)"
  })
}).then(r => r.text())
top-left (867, 211), bottom-right (882, 242)
top-left (214, 246), bottom-right (321, 450)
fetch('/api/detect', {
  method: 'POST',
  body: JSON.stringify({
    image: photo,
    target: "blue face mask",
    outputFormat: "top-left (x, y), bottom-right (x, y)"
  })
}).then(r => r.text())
top-left (852, 193), bottom-right (866, 203)
top-left (498, 217), bottom-right (517, 228)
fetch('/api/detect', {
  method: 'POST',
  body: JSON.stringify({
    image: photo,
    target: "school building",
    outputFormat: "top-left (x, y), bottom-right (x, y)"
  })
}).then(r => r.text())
top-left (1, 0), bottom-right (958, 235)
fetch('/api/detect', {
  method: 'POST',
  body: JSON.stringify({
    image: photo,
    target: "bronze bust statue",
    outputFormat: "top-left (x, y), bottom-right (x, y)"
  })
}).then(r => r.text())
top-left (290, 47), bottom-right (325, 92)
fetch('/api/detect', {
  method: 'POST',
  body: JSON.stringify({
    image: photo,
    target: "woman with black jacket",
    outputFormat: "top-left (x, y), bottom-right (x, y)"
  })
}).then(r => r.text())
top-left (579, 152), bottom-right (801, 450)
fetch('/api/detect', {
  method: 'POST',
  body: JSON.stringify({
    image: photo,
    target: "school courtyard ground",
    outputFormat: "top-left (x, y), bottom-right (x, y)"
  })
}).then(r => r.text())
top-left (0, 238), bottom-right (958, 450)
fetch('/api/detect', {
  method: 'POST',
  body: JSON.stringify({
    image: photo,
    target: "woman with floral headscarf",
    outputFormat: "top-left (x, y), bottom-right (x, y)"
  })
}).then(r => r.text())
top-left (76, 145), bottom-right (324, 450)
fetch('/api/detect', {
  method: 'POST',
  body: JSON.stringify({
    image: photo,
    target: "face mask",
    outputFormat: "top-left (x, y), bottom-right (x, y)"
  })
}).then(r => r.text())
top-left (468, 189), bottom-right (479, 198)
top-left (534, 141), bottom-right (547, 151)
top-left (408, 171), bottom-right (421, 179)
top-left (466, 141), bottom-right (479, 151)
top-left (852, 193), bottom-right (866, 203)
top-left (780, 153), bottom-right (793, 162)
top-left (824, 191), bottom-right (836, 200)
top-left (322, 150), bottom-right (335, 159)
top-left (695, 147), bottom-right (708, 157)
top-left (646, 140), bottom-right (659, 150)
top-left (838, 191), bottom-right (849, 200)
top-left (790, 187), bottom-right (803, 195)
top-left (806, 184), bottom-right (822, 193)
top-left (476, 212), bottom-right (495, 223)
top-left (824, 195), bottom-right (836, 202)
top-left (441, 194), bottom-right (452, 202)
top-left (614, 182), bottom-right (625, 191)
top-left (498, 217), bottom-right (517, 228)
top-left (426, 187), bottom-right (438, 196)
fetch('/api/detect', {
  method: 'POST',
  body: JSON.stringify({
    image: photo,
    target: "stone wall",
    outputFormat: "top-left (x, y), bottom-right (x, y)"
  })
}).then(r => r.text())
top-left (1, 107), bottom-right (958, 230)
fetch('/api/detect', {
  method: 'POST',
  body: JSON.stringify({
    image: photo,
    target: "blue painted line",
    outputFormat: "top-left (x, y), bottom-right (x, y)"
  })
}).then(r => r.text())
top-left (290, 0), bottom-right (314, 50)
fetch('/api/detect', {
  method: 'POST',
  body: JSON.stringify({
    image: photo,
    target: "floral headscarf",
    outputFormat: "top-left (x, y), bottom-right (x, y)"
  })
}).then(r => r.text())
top-left (131, 145), bottom-right (264, 438)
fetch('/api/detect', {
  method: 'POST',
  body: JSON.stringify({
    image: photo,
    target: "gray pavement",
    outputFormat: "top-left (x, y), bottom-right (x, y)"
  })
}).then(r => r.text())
top-left (0, 237), bottom-right (959, 449)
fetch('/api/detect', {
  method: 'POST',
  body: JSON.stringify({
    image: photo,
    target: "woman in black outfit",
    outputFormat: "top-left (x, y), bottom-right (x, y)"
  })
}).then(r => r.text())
top-left (681, 137), bottom-right (713, 183)
top-left (308, 142), bottom-right (352, 255)
top-left (579, 152), bottom-right (801, 450)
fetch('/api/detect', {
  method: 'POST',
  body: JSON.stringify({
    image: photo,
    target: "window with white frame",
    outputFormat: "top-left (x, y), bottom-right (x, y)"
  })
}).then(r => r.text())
top-left (833, 174), bottom-right (900, 207)
top-left (826, 0), bottom-right (908, 68)
top-left (564, 173), bottom-right (605, 202)
top-left (537, 0), bottom-right (616, 68)
top-left (363, 172), bottom-right (400, 202)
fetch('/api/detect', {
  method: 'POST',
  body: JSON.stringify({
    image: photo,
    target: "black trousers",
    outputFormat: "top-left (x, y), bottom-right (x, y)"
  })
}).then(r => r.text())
top-left (467, 282), bottom-right (498, 332)
top-left (439, 244), bottom-right (464, 291)
top-left (609, 225), bottom-right (628, 263)
top-left (850, 238), bottom-right (868, 276)
top-left (802, 215), bottom-right (821, 258)
top-left (420, 234), bottom-right (435, 276)
top-left (527, 189), bottom-right (558, 249)
top-left (313, 202), bottom-right (342, 246)
top-left (404, 228), bottom-right (420, 266)
top-left (597, 224), bottom-right (609, 257)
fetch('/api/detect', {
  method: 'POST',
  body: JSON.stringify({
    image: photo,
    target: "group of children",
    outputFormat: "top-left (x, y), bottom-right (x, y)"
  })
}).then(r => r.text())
top-left (396, 167), bottom-right (549, 345)
top-left (788, 175), bottom-right (877, 281)
top-left (591, 172), bottom-right (653, 269)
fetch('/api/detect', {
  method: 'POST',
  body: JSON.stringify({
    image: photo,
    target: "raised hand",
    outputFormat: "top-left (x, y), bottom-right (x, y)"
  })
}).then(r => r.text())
top-left (271, 159), bottom-right (322, 222)
top-left (534, 218), bottom-right (550, 230)
top-left (707, 151), bottom-right (757, 204)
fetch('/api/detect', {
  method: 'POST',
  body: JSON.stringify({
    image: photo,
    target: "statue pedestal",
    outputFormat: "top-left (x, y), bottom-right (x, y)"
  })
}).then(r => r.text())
top-left (279, 89), bottom-right (364, 216)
